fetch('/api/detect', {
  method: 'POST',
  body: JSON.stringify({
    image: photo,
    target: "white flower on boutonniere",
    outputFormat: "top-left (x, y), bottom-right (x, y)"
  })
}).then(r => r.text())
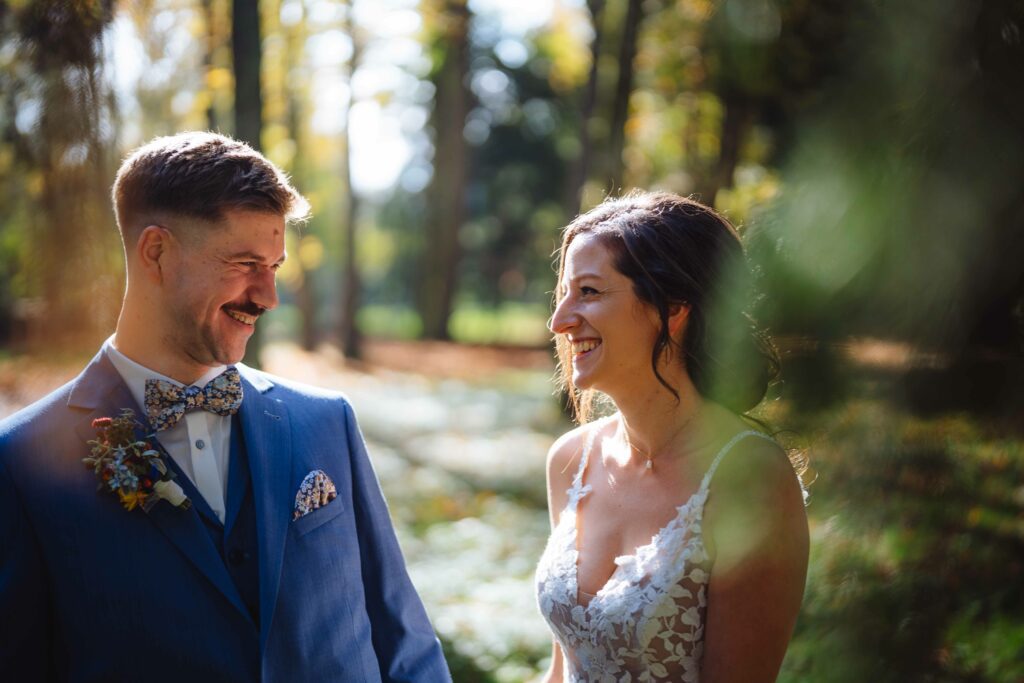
top-left (152, 479), bottom-right (188, 507)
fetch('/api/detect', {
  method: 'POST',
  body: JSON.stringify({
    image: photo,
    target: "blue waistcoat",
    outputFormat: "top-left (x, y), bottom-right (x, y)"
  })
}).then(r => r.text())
top-left (163, 416), bottom-right (261, 627)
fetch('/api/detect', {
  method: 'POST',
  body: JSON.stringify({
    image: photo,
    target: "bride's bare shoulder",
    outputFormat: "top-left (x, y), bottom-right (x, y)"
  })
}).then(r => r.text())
top-left (545, 419), bottom-right (613, 523)
top-left (547, 417), bottom-right (613, 477)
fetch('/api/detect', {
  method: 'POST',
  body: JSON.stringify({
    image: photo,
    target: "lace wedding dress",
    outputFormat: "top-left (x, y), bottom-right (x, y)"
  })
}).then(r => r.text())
top-left (535, 419), bottom-right (774, 682)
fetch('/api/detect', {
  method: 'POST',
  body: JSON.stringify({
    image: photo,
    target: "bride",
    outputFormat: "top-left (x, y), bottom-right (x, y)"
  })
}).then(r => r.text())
top-left (535, 192), bottom-right (809, 682)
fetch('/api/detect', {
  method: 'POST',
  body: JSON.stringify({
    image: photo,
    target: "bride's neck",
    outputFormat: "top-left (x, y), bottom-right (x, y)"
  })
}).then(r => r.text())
top-left (613, 383), bottom-right (705, 458)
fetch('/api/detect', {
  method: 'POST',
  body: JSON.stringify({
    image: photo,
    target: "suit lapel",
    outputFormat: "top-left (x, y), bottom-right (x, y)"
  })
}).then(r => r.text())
top-left (236, 364), bottom-right (292, 649)
top-left (223, 414), bottom-right (248, 539)
top-left (69, 350), bottom-right (253, 625)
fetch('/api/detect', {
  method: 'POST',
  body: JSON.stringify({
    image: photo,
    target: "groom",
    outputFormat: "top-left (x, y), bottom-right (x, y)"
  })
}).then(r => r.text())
top-left (0, 132), bottom-right (450, 681)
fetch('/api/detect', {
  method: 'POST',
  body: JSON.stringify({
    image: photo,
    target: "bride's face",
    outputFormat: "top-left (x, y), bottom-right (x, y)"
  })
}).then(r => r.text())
top-left (550, 232), bottom-right (661, 394)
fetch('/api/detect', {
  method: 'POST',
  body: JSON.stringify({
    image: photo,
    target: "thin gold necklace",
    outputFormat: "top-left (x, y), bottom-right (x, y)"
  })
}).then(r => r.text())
top-left (620, 410), bottom-right (699, 471)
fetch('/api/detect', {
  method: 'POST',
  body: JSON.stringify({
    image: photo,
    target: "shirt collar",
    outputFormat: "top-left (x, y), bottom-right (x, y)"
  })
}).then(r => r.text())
top-left (102, 335), bottom-right (228, 415)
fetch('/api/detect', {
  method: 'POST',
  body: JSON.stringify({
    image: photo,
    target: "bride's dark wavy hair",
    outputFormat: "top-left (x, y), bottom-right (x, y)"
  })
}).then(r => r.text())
top-left (554, 191), bottom-right (781, 425)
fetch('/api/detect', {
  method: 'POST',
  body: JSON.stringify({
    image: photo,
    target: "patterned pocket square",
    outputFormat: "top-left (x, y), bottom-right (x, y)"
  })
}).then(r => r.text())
top-left (293, 469), bottom-right (338, 521)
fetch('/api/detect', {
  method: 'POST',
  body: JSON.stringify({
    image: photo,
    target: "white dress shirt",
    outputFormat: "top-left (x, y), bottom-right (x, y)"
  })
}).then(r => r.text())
top-left (104, 336), bottom-right (232, 523)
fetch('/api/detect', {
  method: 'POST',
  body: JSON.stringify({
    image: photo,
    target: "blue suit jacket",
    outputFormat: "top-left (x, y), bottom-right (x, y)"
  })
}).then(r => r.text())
top-left (0, 350), bottom-right (450, 682)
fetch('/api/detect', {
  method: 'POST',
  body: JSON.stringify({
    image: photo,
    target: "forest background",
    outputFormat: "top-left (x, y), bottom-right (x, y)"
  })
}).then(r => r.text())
top-left (2, 0), bottom-right (1023, 680)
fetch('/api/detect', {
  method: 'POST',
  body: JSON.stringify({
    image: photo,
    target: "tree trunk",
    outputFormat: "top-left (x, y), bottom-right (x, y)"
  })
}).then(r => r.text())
top-left (964, 194), bottom-right (1024, 352)
top-left (564, 0), bottom-right (605, 217)
top-left (339, 3), bottom-right (363, 358)
top-left (232, 0), bottom-right (262, 150)
top-left (606, 0), bottom-right (646, 195)
top-left (19, 0), bottom-right (118, 348)
top-left (419, 0), bottom-right (471, 340)
top-left (696, 92), bottom-right (752, 206)
top-left (283, 12), bottom-right (317, 352)
top-left (233, 0), bottom-right (265, 367)
top-left (201, 0), bottom-right (219, 131)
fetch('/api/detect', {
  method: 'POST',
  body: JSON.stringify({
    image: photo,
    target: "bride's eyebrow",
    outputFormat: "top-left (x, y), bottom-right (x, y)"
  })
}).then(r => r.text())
top-left (566, 272), bottom-right (605, 284)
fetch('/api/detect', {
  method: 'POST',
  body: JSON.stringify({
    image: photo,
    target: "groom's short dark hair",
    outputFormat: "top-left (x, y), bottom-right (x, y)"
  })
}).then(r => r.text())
top-left (112, 131), bottom-right (309, 241)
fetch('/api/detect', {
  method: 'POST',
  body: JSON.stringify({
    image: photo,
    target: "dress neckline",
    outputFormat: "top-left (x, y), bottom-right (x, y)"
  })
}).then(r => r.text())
top-left (565, 417), bottom-right (769, 611)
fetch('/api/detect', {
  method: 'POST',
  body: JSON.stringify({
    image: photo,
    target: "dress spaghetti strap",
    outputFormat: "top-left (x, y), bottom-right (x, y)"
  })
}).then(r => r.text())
top-left (699, 430), bottom-right (775, 492)
top-left (566, 416), bottom-right (612, 503)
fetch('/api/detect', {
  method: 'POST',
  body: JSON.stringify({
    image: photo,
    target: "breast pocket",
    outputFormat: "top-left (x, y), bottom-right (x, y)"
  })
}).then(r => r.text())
top-left (292, 499), bottom-right (346, 537)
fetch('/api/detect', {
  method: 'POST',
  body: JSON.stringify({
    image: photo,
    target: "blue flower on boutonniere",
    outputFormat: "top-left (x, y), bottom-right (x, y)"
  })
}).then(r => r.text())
top-left (83, 409), bottom-right (191, 513)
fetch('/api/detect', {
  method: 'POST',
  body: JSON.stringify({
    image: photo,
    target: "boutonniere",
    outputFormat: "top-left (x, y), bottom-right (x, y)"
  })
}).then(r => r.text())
top-left (83, 408), bottom-right (191, 513)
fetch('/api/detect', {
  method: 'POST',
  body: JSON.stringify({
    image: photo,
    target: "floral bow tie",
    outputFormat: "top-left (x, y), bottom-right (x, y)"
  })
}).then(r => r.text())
top-left (144, 367), bottom-right (243, 432)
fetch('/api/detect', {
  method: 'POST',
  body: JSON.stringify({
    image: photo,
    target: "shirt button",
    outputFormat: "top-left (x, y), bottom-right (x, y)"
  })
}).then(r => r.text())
top-left (195, 439), bottom-right (206, 450)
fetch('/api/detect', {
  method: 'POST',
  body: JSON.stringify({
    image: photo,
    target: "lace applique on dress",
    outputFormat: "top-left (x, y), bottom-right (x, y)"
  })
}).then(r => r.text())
top-left (535, 420), bottom-right (775, 682)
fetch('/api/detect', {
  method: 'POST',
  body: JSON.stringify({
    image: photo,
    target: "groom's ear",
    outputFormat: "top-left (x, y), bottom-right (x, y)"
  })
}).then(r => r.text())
top-left (136, 225), bottom-right (174, 283)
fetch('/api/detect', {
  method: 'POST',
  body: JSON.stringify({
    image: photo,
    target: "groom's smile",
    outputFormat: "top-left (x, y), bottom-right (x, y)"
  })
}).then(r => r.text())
top-left (223, 306), bottom-right (261, 326)
top-left (222, 297), bottom-right (267, 327)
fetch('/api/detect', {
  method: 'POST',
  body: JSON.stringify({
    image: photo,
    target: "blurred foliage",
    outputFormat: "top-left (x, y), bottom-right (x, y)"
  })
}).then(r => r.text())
top-left (750, 0), bottom-right (1024, 357)
top-left (774, 384), bottom-right (1024, 682)
top-left (440, 636), bottom-right (500, 683)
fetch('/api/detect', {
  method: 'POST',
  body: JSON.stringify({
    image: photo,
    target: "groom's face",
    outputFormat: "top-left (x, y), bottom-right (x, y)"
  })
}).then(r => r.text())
top-left (163, 209), bottom-right (286, 369)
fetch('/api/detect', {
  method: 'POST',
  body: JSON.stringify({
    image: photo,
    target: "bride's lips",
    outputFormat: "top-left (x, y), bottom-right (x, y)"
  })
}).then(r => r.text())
top-left (570, 338), bottom-right (602, 360)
